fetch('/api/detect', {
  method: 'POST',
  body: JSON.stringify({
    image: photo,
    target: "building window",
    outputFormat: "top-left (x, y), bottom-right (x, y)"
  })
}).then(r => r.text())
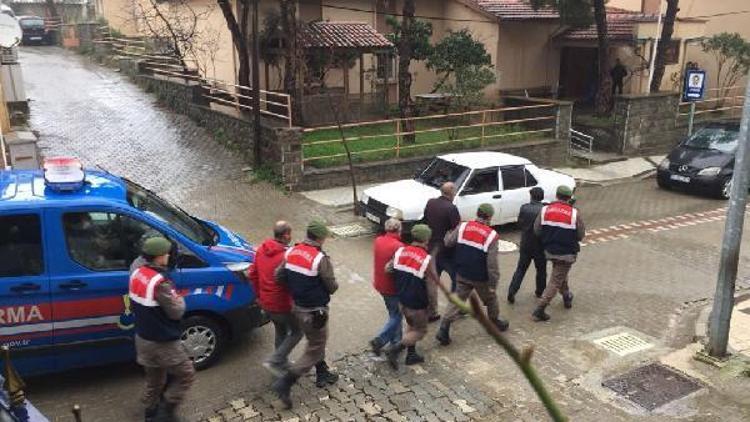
top-left (376, 53), bottom-right (395, 80)
top-left (662, 40), bottom-right (681, 65)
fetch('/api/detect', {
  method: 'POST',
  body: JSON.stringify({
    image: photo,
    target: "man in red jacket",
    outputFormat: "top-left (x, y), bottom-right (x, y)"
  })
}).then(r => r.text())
top-left (249, 221), bottom-right (301, 376)
top-left (369, 218), bottom-right (405, 355)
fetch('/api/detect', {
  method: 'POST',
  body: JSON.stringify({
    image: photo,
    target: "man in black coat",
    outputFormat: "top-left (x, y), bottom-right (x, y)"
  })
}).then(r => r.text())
top-left (507, 187), bottom-right (546, 304)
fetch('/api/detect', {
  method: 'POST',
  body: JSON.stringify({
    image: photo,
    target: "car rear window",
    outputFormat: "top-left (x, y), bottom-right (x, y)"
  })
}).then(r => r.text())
top-left (0, 214), bottom-right (44, 277)
top-left (20, 18), bottom-right (44, 29)
top-left (683, 127), bottom-right (739, 153)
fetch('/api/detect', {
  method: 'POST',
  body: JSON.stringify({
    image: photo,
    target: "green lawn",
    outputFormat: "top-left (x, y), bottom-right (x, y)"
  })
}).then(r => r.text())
top-left (302, 117), bottom-right (553, 168)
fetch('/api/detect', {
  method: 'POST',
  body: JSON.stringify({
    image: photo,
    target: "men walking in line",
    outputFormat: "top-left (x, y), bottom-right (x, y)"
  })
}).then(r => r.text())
top-left (248, 221), bottom-right (302, 376)
top-left (273, 220), bottom-right (339, 408)
top-left (436, 204), bottom-right (509, 346)
top-left (507, 187), bottom-right (547, 304)
top-left (385, 224), bottom-right (440, 369)
top-left (422, 182), bottom-right (461, 321)
top-left (369, 218), bottom-right (405, 355)
top-left (129, 237), bottom-right (194, 422)
top-left (532, 186), bottom-right (586, 322)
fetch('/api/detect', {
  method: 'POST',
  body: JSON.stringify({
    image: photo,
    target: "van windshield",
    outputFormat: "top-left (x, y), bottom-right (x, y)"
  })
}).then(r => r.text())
top-left (20, 18), bottom-right (44, 29)
top-left (415, 158), bottom-right (470, 189)
top-left (125, 180), bottom-right (215, 246)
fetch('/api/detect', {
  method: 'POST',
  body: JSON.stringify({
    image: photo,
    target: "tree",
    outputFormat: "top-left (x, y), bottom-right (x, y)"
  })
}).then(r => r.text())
top-left (650, 0), bottom-right (679, 93)
top-left (426, 29), bottom-right (496, 109)
top-left (702, 33), bottom-right (750, 99)
top-left (216, 0), bottom-right (251, 90)
top-left (592, 0), bottom-right (612, 115)
top-left (279, 0), bottom-right (304, 124)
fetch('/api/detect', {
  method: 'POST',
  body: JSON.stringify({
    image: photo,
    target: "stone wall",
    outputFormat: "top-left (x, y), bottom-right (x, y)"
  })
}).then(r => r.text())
top-left (299, 138), bottom-right (565, 191)
top-left (613, 92), bottom-right (687, 155)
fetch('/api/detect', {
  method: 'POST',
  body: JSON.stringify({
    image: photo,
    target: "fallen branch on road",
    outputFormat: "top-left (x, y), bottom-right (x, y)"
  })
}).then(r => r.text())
top-left (434, 280), bottom-right (568, 422)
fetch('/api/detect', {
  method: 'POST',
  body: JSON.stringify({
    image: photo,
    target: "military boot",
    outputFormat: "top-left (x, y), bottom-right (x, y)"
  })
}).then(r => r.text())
top-left (494, 318), bottom-right (510, 332)
top-left (386, 344), bottom-right (405, 370)
top-left (272, 372), bottom-right (299, 409)
top-left (435, 323), bottom-right (451, 346)
top-left (563, 292), bottom-right (574, 309)
top-left (532, 305), bottom-right (551, 322)
top-left (144, 405), bottom-right (159, 422)
top-left (315, 361), bottom-right (339, 388)
top-left (405, 346), bottom-right (425, 365)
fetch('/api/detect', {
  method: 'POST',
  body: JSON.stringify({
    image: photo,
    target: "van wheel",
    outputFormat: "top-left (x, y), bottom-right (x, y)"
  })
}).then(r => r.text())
top-left (181, 315), bottom-right (227, 370)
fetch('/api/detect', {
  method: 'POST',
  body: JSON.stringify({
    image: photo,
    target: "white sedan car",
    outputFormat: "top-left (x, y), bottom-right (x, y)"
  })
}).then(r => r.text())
top-left (359, 152), bottom-right (575, 228)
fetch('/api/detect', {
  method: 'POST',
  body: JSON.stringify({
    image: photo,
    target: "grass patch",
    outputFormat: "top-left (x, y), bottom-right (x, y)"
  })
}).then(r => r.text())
top-left (303, 116), bottom-right (551, 168)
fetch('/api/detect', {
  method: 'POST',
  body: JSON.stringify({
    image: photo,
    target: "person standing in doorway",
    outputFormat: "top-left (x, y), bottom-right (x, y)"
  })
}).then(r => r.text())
top-left (272, 220), bottom-right (339, 409)
top-left (248, 221), bottom-right (302, 376)
top-left (507, 187), bottom-right (547, 303)
top-left (436, 204), bottom-right (509, 346)
top-left (532, 186), bottom-right (586, 322)
top-left (422, 182), bottom-right (461, 321)
top-left (611, 58), bottom-right (628, 95)
top-left (129, 237), bottom-right (195, 422)
top-left (369, 218), bottom-right (405, 355)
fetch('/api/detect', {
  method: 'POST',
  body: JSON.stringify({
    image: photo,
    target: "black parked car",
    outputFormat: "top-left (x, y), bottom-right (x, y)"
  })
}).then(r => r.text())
top-left (657, 122), bottom-right (742, 199)
top-left (18, 16), bottom-right (48, 45)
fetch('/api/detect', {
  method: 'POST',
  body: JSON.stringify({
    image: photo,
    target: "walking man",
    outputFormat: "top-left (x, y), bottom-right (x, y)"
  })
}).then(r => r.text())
top-left (385, 224), bottom-right (440, 369)
top-left (422, 182), bottom-right (461, 321)
top-left (507, 187), bottom-right (547, 303)
top-left (129, 237), bottom-right (194, 422)
top-left (611, 58), bottom-right (628, 95)
top-left (248, 221), bottom-right (302, 376)
top-left (369, 218), bottom-right (405, 355)
top-left (436, 204), bottom-right (509, 346)
top-left (532, 186), bottom-right (586, 322)
top-left (272, 220), bottom-right (339, 408)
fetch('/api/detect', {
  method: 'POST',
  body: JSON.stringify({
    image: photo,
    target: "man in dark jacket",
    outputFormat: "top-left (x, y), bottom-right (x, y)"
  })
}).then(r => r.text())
top-left (248, 221), bottom-right (301, 377)
top-left (507, 187), bottom-right (547, 304)
top-left (422, 182), bottom-right (461, 321)
top-left (611, 58), bottom-right (628, 95)
top-left (272, 220), bottom-right (339, 408)
top-left (129, 237), bottom-right (194, 422)
top-left (532, 185), bottom-right (586, 322)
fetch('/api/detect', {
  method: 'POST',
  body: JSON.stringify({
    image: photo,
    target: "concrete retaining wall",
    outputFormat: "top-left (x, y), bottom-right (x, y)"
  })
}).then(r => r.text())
top-left (614, 92), bottom-right (687, 155)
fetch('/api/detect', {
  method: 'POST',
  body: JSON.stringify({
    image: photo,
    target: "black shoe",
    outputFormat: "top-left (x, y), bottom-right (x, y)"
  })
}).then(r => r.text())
top-left (563, 293), bottom-right (574, 309)
top-left (405, 347), bottom-right (425, 365)
top-left (507, 294), bottom-right (515, 304)
top-left (386, 344), bottom-right (404, 370)
top-left (144, 405), bottom-right (159, 422)
top-left (535, 291), bottom-right (544, 299)
top-left (532, 306), bottom-right (551, 322)
top-left (435, 325), bottom-right (451, 346)
top-left (272, 372), bottom-right (298, 409)
top-left (154, 402), bottom-right (178, 422)
top-left (369, 337), bottom-right (385, 356)
top-left (494, 318), bottom-right (510, 332)
top-left (428, 314), bottom-right (441, 323)
top-left (315, 361), bottom-right (339, 388)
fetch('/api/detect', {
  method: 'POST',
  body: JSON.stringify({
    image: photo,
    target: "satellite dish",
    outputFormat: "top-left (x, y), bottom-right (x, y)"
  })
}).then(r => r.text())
top-left (0, 14), bottom-right (21, 49)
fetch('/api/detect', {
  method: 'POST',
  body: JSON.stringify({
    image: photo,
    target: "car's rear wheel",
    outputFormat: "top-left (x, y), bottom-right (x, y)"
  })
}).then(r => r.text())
top-left (719, 177), bottom-right (732, 200)
top-left (181, 315), bottom-right (227, 370)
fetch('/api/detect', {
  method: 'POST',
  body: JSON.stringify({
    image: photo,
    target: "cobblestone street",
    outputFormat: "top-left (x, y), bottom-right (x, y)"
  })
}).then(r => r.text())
top-left (17, 47), bottom-right (750, 421)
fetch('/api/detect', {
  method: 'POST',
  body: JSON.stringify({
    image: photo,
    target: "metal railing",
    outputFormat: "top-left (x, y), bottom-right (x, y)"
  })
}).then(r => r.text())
top-left (678, 85), bottom-right (746, 135)
top-left (301, 103), bottom-right (558, 167)
top-left (569, 129), bottom-right (594, 165)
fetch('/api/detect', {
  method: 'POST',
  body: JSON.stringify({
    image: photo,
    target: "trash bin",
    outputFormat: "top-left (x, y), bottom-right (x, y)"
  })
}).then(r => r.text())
top-left (6, 130), bottom-right (39, 169)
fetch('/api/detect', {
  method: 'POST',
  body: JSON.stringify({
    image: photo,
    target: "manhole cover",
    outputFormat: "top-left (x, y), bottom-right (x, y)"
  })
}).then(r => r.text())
top-left (593, 332), bottom-right (653, 356)
top-left (329, 223), bottom-right (373, 238)
top-left (603, 363), bottom-right (702, 411)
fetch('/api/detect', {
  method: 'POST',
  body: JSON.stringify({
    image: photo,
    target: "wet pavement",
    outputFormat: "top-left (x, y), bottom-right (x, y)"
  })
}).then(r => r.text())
top-left (17, 46), bottom-right (750, 421)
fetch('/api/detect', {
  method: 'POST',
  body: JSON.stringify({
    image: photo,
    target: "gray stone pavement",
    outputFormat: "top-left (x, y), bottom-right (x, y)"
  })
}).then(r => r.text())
top-left (18, 46), bottom-right (750, 421)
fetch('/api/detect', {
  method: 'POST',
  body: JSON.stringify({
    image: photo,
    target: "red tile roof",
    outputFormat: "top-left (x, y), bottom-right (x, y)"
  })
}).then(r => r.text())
top-left (561, 12), bottom-right (658, 41)
top-left (299, 22), bottom-right (393, 50)
top-left (474, 0), bottom-right (559, 20)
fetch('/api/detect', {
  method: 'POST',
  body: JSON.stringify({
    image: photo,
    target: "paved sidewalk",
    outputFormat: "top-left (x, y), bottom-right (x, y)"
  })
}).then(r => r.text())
top-left (695, 293), bottom-right (750, 359)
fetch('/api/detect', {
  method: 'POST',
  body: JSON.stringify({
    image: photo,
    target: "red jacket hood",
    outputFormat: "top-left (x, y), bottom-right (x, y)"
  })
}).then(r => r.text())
top-left (259, 238), bottom-right (287, 257)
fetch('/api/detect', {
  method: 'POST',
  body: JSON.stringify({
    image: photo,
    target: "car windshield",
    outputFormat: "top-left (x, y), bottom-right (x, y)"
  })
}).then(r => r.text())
top-left (683, 127), bottom-right (739, 153)
top-left (125, 180), bottom-right (216, 246)
top-left (415, 158), bottom-right (470, 189)
top-left (20, 18), bottom-right (44, 29)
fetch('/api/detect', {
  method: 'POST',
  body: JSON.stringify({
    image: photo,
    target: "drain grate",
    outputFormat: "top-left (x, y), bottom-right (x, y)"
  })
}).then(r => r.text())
top-left (593, 332), bottom-right (653, 356)
top-left (329, 222), bottom-right (374, 238)
top-left (603, 363), bottom-right (702, 410)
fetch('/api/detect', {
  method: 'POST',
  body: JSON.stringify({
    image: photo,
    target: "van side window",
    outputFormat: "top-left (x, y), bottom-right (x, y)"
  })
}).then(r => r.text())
top-left (0, 214), bottom-right (43, 277)
top-left (63, 212), bottom-right (159, 271)
top-left (501, 166), bottom-right (526, 190)
top-left (525, 168), bottom-right (538, 187)
top-left (462, 168), bottom-right (499, 195)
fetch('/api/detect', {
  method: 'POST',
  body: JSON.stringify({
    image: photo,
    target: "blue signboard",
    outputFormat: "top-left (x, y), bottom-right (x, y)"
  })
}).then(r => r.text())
top-left (683, 70), bottom-right (706, 101)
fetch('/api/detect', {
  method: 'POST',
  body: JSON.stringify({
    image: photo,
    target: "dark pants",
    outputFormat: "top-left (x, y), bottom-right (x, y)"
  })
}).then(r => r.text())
top-left (289, 309), bottom-right (328, 376)
top-left (266, 311), bottom-right (303, 367)
top-left (539, 259), bottom-right (573, 307)
top-left (508, 248), bottom-right (547, 298)
top-left (143, 360), bottom-right (195, 409)
top-left (437, 254), bottom-right (457, 292)
top-left (613, 80), bottom-right (624, 95)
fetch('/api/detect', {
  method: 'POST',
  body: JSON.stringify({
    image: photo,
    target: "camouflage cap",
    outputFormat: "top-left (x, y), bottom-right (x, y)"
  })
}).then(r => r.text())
top-left (307, 219), bottom-right (331, 239)
top-left (556, 185), bottom-right (574, 198)
top-left (410, 224), bottom-right (432, 243)
top-left (142, 236), bottom-right (172, 256)
top-left (478, 203), bottom-right (495, 217)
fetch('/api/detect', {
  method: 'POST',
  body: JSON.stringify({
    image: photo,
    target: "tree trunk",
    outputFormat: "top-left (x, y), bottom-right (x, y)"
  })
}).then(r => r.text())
top-left (44, 0), bottom-right (59, 19)
top-left (398, 0), bottom-right (416, 144)
top-left (593, 0), bottom-right (612, 116)
top-left (280, 0), bottom-right (303, 125)
top-left (217, 0), bottom-right (251, 90)
top-left (650, 0), bottom-right (679, 93)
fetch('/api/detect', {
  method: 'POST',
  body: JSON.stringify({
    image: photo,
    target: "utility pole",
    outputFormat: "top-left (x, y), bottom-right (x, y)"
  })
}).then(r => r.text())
top-left (251, 0), bottom-right (262, 168)
top-left (706, 72), bottom-right (750, 357)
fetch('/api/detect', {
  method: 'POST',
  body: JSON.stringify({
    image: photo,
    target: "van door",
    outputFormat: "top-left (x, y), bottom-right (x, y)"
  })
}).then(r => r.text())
top-left (0, 211), bottom-right (54, 376)
top-left (499, 165), bottom-right (533, 224)
top-left (455, 167), bottom-right (501, 224)
top-left (48, 208), bottom-right (167, 371)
